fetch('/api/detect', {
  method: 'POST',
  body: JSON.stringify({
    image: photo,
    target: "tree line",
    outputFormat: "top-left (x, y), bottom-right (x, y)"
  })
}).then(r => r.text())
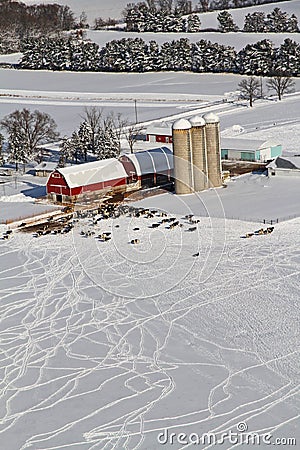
top-left (20, 36), bottom-right (300, 77)
top-left (124, 4), bottom-right (299, 33)
top-left (0, 0), bottom-right (81, 54)
top-left (0, 108), bottom-right (142, 170)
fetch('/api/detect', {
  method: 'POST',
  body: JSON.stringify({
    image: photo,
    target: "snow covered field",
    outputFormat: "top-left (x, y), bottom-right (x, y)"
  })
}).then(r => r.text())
top-left (1, 69), bottom-right (300, 152)
top-left (0, 193), bottom-right (299, 449)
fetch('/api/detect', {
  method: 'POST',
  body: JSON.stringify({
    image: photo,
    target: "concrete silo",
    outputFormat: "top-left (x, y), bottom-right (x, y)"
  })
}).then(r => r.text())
top-left (203, 113), bottom-right (222, 188)
top-left (172, 119), bottom-right (193, 195)
top-left (189, 115), bottom-right (208, 192)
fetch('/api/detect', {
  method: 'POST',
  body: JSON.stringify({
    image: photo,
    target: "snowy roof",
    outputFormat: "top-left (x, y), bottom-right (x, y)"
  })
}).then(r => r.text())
top-left (34, 162), bottom-right (57, 172)
top-left (221, 137), bottom-right (279, 151)
top-left (172, 119), bottom-right (191, 130)
top-left (146, 124), bottom-right (172, 136)
top-left (124, 147), bottom-right (173, 176)
top-left (57, 159), bottom-right (127, 188)
top-left (203, 113), bottom-right (220, 124)
top-left (267, 156), bottom-right (300, 170)
top-left (190, 115), bottom-right (206, 127)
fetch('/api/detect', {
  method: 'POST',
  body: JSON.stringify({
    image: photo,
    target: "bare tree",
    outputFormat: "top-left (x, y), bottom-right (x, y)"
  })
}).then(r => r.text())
top-left (238, 76), bottom-right (260, 107)
top-left (1, 108), bottom-right (59, 158)
top-left (198, 0), bottom-right (210, 12)
top-left (266, 74), bottom-right (295, 101)
top-left (0, 132), bottom-right (4, 165)
top-left (107, 112), bottom-right (129, 153)
top-left (124, 125), bottom-right (144, 153)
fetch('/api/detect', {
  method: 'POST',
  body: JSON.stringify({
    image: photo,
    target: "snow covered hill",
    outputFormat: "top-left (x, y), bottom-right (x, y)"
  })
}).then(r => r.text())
top-left (22, 0), bottom-right (131, 21)
top-left (21, 0), bottom-right (300, 24)
top-left (198, 0), bottom-right (300, 29)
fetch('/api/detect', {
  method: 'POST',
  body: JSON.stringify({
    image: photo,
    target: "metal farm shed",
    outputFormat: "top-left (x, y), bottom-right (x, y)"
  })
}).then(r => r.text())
top-left (120, 147), bottom-right (173, 188)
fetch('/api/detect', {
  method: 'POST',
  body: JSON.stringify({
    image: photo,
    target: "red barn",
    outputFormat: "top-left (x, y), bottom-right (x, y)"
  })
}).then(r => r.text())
top-left (47, 147), bottom-right (174, 203)
top-left (146, 125), bottom-right (172, 144)
top-left (47, 158), bottom-right (127, 203)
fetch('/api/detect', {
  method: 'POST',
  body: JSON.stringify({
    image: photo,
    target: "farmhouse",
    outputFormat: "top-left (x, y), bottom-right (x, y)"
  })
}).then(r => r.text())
top-left (47, 147), bottom-right (173, 203)
top-left (34, 161), bottom-right (57, 177)
top-left (267, 156), bottom-right (300, 177)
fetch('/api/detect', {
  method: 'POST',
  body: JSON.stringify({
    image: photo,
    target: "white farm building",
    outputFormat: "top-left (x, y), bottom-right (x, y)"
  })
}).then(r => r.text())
top-left (221, 138), bottom-right (282, 162)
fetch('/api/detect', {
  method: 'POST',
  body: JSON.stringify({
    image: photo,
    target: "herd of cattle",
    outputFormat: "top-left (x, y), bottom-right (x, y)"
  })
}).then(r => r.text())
top-left (242, 226), bottom-right (275, 239)
top-left (1, 204), bottom-right (276, 252)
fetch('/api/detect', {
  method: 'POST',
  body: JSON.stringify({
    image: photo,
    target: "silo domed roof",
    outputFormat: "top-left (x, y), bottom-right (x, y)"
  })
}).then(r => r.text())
top-left (172, 118), bottom-right (191, 130)
top-left (189, 115), bottom-right (206, 127)
top-left (203, 113), bottom-right (220, 124)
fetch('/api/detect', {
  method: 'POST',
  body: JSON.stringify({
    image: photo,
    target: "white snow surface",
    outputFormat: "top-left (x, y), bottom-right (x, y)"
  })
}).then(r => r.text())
top-left (1, 69), bottom-right (300, 150)
top-left (0, 191), bottom-right (299, 448)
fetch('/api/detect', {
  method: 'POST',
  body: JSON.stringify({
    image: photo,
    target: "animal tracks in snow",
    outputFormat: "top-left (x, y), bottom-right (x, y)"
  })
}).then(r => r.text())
top-left (0, 216), bottom-right (299, 449)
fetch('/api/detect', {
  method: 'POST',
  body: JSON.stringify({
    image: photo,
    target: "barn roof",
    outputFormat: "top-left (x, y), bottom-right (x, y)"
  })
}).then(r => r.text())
top-left (124, 147), bottom-right (173, 176)
top-left (57, 159), bottom-right (127, 188)
top-left (146, 124), bottom-right (172, 136)
top-left (267, 156), bottom-right (300, 170)
top-left (35, 161), bottom-right (57, 172)
top-left (221, 137), bottom-right (280, 152)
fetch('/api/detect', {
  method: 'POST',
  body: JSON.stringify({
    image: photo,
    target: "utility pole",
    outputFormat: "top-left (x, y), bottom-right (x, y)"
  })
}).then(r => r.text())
top-left (134, 100), bottom-right (138, 124)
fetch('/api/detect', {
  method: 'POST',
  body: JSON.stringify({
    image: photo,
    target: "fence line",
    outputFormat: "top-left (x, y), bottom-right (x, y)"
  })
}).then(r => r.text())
top-left (222, 213), bottom-right (300, 224)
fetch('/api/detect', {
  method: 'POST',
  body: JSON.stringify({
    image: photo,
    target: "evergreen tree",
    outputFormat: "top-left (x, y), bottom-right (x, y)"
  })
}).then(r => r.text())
top-left (243, 12), bottom-right (267, 33)
top-left (287, 14), bottom-right (299, 33)
top-left (69, 41), bottom-right (99, 71)
top-left (185, 14), bottom-right (202, 32)
top-left (274, 39), bottom-right (300, 76)
top-left (8, 130), bottom-right (28, 171)
top-left (192, 39), bottom-right (236, 73)
top-left (267, 8), bottom-right (289, 32)
top-left (160, 39), bottom-right (192, 71)
top-left (0, 133), bottom-right (4, 166)
top-left (146, 40), bottom-right (161, 71)
top-left (96, 117), bottom-right (119, 160)
top-left (217, 10), bottom-right (238, 32)
top-left (237, 39), bottom-right (274, 75)
top-left (60, 132), bottom-right (83, 164)
top-left (99, 38), bottom-right (147, 72)
top-left (77, 121), bottom-right (92, 161)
